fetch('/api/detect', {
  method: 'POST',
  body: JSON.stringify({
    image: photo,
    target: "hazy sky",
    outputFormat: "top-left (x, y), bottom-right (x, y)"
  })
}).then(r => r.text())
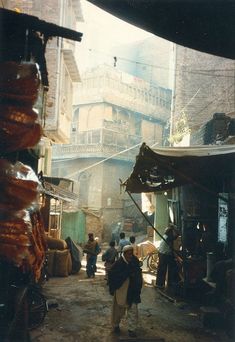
top-left (76, 0), bottom-right (153, 71)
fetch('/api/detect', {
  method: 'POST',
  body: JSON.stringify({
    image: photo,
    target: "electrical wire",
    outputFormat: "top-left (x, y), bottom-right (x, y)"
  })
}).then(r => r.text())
top-left (86, 47), bottom-right (235, 78)
top-left (52, 142), bottom-right (143, 177)
top-left (187, 85), bottom-right (235, 128)
top-left (51, 138), bottom-right (160, 174)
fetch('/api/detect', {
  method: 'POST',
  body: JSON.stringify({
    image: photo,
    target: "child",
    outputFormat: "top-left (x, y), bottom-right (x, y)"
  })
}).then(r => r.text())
top-left (102, 241), bottom-right (118, 281)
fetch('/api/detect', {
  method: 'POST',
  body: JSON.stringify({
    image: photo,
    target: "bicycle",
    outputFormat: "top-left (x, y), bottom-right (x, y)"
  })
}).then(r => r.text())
top-left (0, 261), bottom-right (48, 341)
top-left (146, 251), bottom-right (159, 272)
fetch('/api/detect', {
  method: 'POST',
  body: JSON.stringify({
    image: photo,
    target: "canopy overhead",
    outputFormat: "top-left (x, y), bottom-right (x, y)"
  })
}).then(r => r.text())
top-left (124, 143), bottom-right (235, 193)
top-left (88, 0), bottom-right (235, 59)
top-left (42, 177), bottom-right (78, 202)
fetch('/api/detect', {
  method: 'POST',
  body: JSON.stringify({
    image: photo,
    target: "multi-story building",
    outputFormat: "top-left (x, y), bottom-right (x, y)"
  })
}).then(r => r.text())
top-left (1, 1), bottom-right (83, 240)
top-left (52, 65), bottom-right (171, 238)
top-left (2, 0), bottom-right (83, 175)
top-left (111, 36), bottom-right (172, 89)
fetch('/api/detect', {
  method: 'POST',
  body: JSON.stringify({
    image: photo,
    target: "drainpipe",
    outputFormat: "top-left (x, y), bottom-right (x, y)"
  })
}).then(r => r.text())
top-left (54, 0), bottom-right (64, 137)
top-left (169, 43), bottom-right (177, 146)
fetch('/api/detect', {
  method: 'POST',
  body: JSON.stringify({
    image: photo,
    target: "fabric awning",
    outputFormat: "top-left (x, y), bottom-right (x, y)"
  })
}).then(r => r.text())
top-left (124, 143), bottom-right (235, 193)
top-left (43, 181), bottom-right (78, 202)
top-left (88, 0), bottom-right (235, 59)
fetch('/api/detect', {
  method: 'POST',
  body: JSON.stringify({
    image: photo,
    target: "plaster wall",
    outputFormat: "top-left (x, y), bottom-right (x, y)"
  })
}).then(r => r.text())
top-left (78, 104), bottom-right (113, 130)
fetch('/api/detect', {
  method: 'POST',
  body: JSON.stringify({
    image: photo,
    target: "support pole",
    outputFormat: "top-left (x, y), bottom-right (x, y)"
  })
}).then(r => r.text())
top-left (121, 180), bottom-right (182, 260)
top-left (121, 180), bottom-right (187, 295)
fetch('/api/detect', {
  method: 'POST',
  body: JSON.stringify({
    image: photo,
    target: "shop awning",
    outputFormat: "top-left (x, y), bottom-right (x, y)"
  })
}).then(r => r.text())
top-left (43, 181), bottom-right (78, 202)
top-left (0, 8), bottom-right (83, 87)
top-left (88, 0), bottom-right (235, 59)
top-left (124, 143), bottom-right (235, 193)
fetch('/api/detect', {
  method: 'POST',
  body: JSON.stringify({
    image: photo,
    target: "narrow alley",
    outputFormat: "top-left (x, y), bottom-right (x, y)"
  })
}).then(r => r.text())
top-left (30, 254), bottom-right (232, 342)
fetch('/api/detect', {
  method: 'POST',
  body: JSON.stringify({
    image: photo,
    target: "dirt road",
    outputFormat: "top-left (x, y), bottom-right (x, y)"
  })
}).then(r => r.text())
top-left (30, 257), bottom-right (232, 342)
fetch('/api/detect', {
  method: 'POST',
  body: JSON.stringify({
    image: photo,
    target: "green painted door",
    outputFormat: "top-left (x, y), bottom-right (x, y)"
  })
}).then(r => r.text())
top-left (61, 211), bottom-right (86, 244)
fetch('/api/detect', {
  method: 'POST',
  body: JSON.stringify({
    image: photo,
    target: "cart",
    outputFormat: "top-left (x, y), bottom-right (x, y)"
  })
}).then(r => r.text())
top-left (137, 240), bottom-right (160, 272)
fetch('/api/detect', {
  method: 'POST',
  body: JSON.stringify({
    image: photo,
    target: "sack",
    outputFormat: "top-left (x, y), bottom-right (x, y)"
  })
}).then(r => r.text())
top-left (67, 251), bottom-right (72, 275)
top-left (54, 249), bottom-right (70, 277)
top-left (46, 236), bottom-right (67, 250)
top-left (65, 237), bottom-right (82, 274)
top-left (46, 250), bottom-right (56, 276)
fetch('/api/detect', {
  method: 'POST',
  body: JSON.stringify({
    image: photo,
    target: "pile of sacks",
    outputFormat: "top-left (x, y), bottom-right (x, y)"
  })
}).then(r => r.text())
top-left (46, 236), bottom-right (82, 277)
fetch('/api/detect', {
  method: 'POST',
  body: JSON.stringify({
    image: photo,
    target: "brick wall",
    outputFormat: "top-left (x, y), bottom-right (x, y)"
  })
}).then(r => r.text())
top-left (173, 46), bottom-right (235, 144)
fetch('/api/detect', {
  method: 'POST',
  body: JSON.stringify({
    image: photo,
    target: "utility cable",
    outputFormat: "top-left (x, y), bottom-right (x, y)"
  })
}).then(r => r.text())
top-left (63, 142), bottom-right (143, 179)
top-left (86, 48), bottom-right (235, 78)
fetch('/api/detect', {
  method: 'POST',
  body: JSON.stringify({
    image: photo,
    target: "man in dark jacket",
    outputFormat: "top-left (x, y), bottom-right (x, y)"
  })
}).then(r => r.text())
top-left (108, 245), bottom-right (143, 338)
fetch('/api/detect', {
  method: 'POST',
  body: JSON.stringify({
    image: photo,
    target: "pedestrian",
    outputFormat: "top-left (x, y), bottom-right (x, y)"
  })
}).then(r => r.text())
top-left (108, 245), bottom-right (143, 338)
top-left (117, 232), bottom-right (130, 255)
top-left (83, 233), bottom-right (100, 278)
top-left (111, 221), bottom-right (122, 245)
top-left (129, 235), bottom-right (140, 258)
top-left (94, 236), bottom-right (101, 273)
top-left (102, 240), bottom-right (118, 281)
top-left (156, 223), bottom-right (180, 289)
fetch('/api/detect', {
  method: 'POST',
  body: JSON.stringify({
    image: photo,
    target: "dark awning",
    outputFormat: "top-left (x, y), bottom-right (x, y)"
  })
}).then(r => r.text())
top-left (124, 143), bottom-right (235, 193)
top-left (43, 181), bottom-right (78, 202)
top-left (0, 8), bottom-right (83, 87)
top-left (88, 0), bottom-right (235, 59)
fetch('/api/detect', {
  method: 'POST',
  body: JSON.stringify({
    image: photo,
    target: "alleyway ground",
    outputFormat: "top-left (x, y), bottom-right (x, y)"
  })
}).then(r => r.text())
top-left (30, 252), bottom-right (233, 342)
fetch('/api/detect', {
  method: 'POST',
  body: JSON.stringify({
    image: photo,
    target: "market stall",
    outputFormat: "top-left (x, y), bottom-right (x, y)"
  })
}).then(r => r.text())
top-left (0, 8), bottom-right (82, 341)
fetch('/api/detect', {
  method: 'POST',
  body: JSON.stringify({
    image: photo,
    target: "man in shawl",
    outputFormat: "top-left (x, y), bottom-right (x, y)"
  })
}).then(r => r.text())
top-left (83, 233), bottom-right (100, 278)
top-left (108, 244), bottom-right (143, 338)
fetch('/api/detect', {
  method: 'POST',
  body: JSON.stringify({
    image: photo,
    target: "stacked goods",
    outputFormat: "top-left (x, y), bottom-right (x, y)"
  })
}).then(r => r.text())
top-left (0, 161), bottom-right (47, 281)
top-left (123, 219), bottom-right (133, 232)
top-left (46, 237), bottom-right (73, 277)
top-left (0, 62), bottom-right (42, 153)
top-left (0, 61), bottom-right (46, 281)
top-left (0, 160), bottom-right (40, 210)
top-left (137, 240), bottom-right (157, 259)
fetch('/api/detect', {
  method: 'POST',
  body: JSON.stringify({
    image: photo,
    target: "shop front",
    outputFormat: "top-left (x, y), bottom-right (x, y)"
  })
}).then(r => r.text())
top-left (124, 143), bottom-right (235, 293)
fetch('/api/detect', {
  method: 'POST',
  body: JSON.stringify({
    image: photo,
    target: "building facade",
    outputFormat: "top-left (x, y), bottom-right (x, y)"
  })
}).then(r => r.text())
top-left (111, 36), bottom-right (172, 89)
top-left (2, 0), bottom-right (83, 174)
top-left (52, 65), bottom-right (172, 238)
top-left (171, 45), bottom-right (235, 146)
top-left (1, 1), bottom-right (84, 241)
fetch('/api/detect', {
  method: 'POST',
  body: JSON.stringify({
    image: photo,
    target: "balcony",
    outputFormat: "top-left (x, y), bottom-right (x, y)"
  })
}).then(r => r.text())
top-left (52, 128), bottom-right (143, 162)
top-left (77, 81), bottom-right (171, 123)
top-left (62, 39), bottom-right (80, 82)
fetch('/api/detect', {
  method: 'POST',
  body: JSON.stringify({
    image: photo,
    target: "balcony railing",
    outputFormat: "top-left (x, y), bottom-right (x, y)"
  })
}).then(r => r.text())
top-left (77, 76), bottom-right (171, 122)
top-left (76, 128), bottom-right (141, 145)
top-left (52, 128), bottom-right (144, 161)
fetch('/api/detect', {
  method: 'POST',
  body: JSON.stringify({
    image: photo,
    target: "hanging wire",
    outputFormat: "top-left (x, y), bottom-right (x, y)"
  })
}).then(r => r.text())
top-left (87, 48), bottom-right (235, 78)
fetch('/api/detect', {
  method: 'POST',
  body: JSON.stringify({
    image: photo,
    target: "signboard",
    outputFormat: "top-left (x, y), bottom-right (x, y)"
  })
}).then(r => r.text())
top-left (218, 193), bottom-right (228, 243)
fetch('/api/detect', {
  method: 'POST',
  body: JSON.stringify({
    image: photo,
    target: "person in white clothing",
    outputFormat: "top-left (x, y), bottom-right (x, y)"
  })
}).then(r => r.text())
top-left (108, 245), bottom-right (143, 338)
top-left (156, 223), bottom-right (180, 289)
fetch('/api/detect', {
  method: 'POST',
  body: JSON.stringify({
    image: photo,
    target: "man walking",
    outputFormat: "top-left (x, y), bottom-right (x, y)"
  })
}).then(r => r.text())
top-left (108, 245), bottom-right (143, 338)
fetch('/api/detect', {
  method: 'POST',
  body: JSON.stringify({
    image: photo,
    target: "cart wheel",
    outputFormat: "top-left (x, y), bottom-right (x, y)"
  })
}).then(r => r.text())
top-left (27, 287), bottom-right (47, 330)
top-left (147, 252), bottom-right (159, 272)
